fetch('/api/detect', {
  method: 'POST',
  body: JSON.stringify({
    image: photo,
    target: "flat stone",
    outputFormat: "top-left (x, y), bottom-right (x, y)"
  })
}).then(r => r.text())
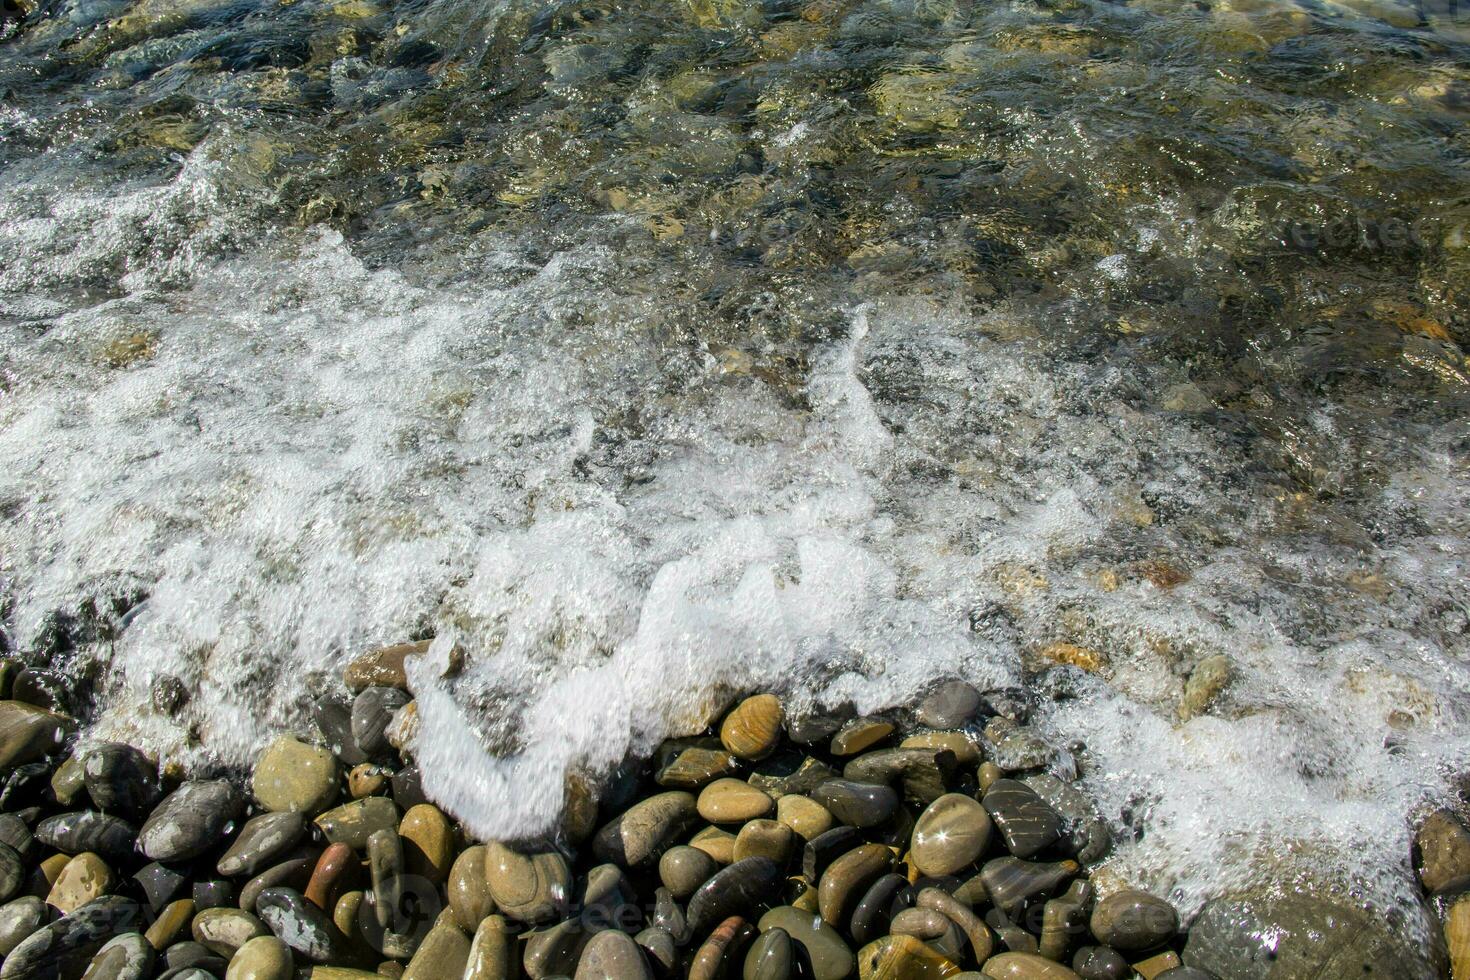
top-left (81, 931), bottom-right (154, 980)
top-left (254, 887), bottom-right (355, 964)
top-left (403, 918), bottom-right (469, 980)
top-left (238, 852), bottom-right (317, 914)
top-left (911, 794), bottom-right (992, 877)
top-left (314, 797), bottom-right (400, 849)
top-left (593, 791), bottom-right (698, 868)
top-left (659, 845), bottom-right (719, 901)
top-left (980, 952), bottom-right (1082, 978)
top-left (463, 915), bottom-right (511, 980)
top-left (1, 895), bottom-right (140, 979)
top-left (843, 749), bottom-right (958, 806)
top-left (141, 781), bottom-right (244, 863)
top-left (690, 826), bottom-right (738, 865)
top-left (575, 928), bottom-right (652, 980)
top-left (734, 820), bottom-right (795, 866)
top-left (980, 858), bottom-right (1079, 920)
top-left (720, 695), bottom-right (785, 762)
top-left (982, 780), bottom-right (1062, 859)
top-left (145, 898), bottom-right (194, 950)
top-left (899, 732), bottom-right (981, 766)
top-left (812, 780), bottom-right (898, 828)
top-left (830, 718), bottom-right (894, 756)
top-left (759, 905), bottom-right (855, 980)
top-left (685, 857), bottom-right (784, 936)
top-left (690, 916), bottom-right (754, 980)
top-left (747, 755), bottom-right (839, 800)
top-left (47, 853), bottom-right (114, 915)
top-left (35, 812), bottom-right (136, 864)
top-left (655, 739), bottom-right (739, 790)
top-left (1089, 890), bottom-right (1178, 952)
top-left (915, 681), bottom-right (981, 729)
top-left (253, 738), bottom-right (340, 816)
top-left (223, 935), bottom-right (293, 979)
top-left (0, 843), bottom-right (20, 905)
top-left (988, 728), bottom-right (1053, 772)
top-left (350, 688), bottom-right (411, 759)
top-left (1417, 810), bottom-right (1470, 894)
top-left (343, 640), bottom-right (432, 692)
top-left (218, 813), bottom-right (307, 879)
top-left (744, 926), bottom-right (793, 980)
top-left (133, 863), bottom-right (189, 915)
top-left (483, 844), bottom-right (570, 925)
top-left (854, 933), bottom-right (960, 980)
top-left (0, 896), bottom-right (47, 957)
top-left (447, 845), bottom-right (495, 932)
top-left (817, 844), bottom-right (895, 928)
top-left (0, 701), bottom-right (75, 768)
top-left (399, 804), bottom-right (453, 884)
top-left (698, 779), bottom-right (775, 823)
top-left (192, 907), bottom-right (267, 957)
top-left (81, 743), bottom-right (162, 819)
top-left (776, 796), bottom-right (833, 841)
top-left (523, 916), bottom-right (596, 979)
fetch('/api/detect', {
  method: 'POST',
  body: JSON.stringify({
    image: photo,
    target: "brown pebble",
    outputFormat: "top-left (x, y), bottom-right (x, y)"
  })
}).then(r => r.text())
top-left (720, 695), bottom-right (785, 762)
top-left (689, 915), bottom-right (755, 980)
top-left (145, 898), bottom-right (195, 950)
top-left (399, 804), bottom-right (454, 884)
top-left (831, 718), bottom-right (894, 756)
top-left (305, 842), bottom-right (356, 910)
top-left (690, 826), bottom-right (738, 865)
top-left (698, 779), bottom-right (775, 823)
top-left (733, 820), bottom-right (796, 866)
top-left (448, 845), bottom-right (496, 932)
top-left (348, 764), bottom-right (392, 799)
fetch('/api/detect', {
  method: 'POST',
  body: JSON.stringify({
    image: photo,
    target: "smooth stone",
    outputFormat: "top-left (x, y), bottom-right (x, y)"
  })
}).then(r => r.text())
top-left (448, 845), bottom-right (495, 932)
top-left (759, 905), bottom-right (855, 980)
top-left (342, 640), bottom-right (433, 692)
top-left (47, 853), bottom-right (114, 915)
top-left (0, 814), bottom-right (36, 863)
top-left (35, 812), bottom-right (136, 863)
top-left (1089, 890), bottom-right (1177, 952)
top-left (690, 916), bottom-right (754, 980)
top-left (403, 919), bottom-right (470, 980)
top-left (802, 827), bottom-right (865, 883)
top-left (690, 827), bottom-right (738, 865)
top-left (224, 935), bottom-right (293, 980)
top-left (980, 858), bottom-right (1079, 920)
top-left (854, 934), bottom-right (960, 980)
top-left (581, 864), bottom-right (639, 932)
top-left (744, 926), bottom-right (793, 980)
top-left (592, 791), bottom-right (698, 868)
top-left (916, 888), bottom-right (994, 964)
top-left (785, 708), bottom-right (850, 746)
top-left (0, 701), bottom-right (75, 768)
top-left (385, 701), bottom-right (418, 754)
top-left (652, 888), bottom-right (688, 945)
top-left (0, 895), bottom-right (140, 979)
top-left (988, 729), bottom-right (1053, 773)
top-left (659, 846), bottom-right (720, 901)
top-left (720, 695), bottom-right (784, 762)
top-left (776, 796), bottom-right (833, 842)
top-left (315, 798), bottom-right (400, 849)
top-left (812, 780), bottom-right (898, 829)
top-left (698, 780), bottom-right (775, 824)
top-left (655, 740), bottom-right (739, 791)
top-left (483, 843), bottom-right (570, 925)
top-left (163, 940), bottom-right (217, 970)
top-left (890, 907), bottom-right (955, 941)
top-left (351, 687), bottom-right (411, 759)
top-left (0, 896), bottom-right (48, 957)
top-left (634, 927), bottom-right (677, 975)
top-left (254, 886), bottom-right (354, 964)
top-left (979, 952), bottom-right (1081, 979)
top-left (830, 719), bottom-right (894, 757)
top-left (391, 764), bottom-right (428, 810)
top-left (312, 698), bottom-right (368, 768)
top-left (981, 781), bottom-right (1062, 859)
top-left (575, 928), bottom-right (652, 980)
top-left (911, 795), bottom-right (993, 877)
top-left (218, 813), bottom-right (307, 878)
top-left (48, 757), bottom-right (87, 808)
top-left (140, 781), bottom-right (244, 863)
top-left (1446, 893), bottom-right (1470, 980)
top-left (523, 917), bottom-right (596, 979)
top-left (1130, 951), bottom-right (1181, 980)
top-left (686, 857), bottom-right (784, 936)
top-left (133, 863), bottom-right (190, 915)
top-left (747, 754), bottom-right (839, 801)
top-left (194, 879), bottom-right (233, 911)
top-left (734, 821), bottom-right (795, 866)
top-left (900, 732), bottom-right (981, 767)
top-left (817, 844), bottom-right (895, 928)
top-left (158, 968), bottom-right (219, 980)
top-left (850, 874), bottom-right (914, 947)
top-left (1038, 881), bottom-right (1090, 962)
top-left (398, 805), bottom-right (453, 884)
top-left (81, 931), bottom-right (154, 980)
top-left (145, 899), bottom-right (195, 950)
top-left (330, 890), bottom-right (362, 944)
top-left (1071, 945), bottom-right (1130, 980)
top-left (347, 764), bottom-right (391, 799)
top-left (0, 843), bottom-right (20, 905)
top-left (31, 854), bottom-right (70, 898)
top-left (464, 915), bottom-right (512, 980)
top-left (193, 908), bottom-right (268, 957)
top-left (81, 744), bottom-right (162, 819)
top-left (1417, 810), bottom-right (1470, 894)
top-left (239, 852), bottom-right (317, 914)
top-left (253, 737), bottom-right (341, 815)
top-left (843, 749), bottom-right (958, 806)
top-left (367, 830), bottom-right (404, 929)
top-left (915, 681), bottom-right (981, 729)
top-left (1019, 775), bottom-right (1110, 865)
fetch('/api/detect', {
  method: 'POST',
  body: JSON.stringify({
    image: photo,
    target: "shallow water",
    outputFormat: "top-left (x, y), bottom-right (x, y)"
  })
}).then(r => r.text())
top-left (2, 0), bottom-right (1469, 934)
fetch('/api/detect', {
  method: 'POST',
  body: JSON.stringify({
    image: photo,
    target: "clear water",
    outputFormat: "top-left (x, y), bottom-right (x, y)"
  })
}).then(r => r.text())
top-left (2, 0), bottom-right (1468, 938)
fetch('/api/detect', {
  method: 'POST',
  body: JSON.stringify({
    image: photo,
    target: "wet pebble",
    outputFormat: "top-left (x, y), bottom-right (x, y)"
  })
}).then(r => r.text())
top-left (255, 886), bottom-right (354, 964)
top-left (656, 740), bottom-right (738, 790)
top-left (910, 794), bottom-right (992, 877)
top-left (252, 737), bottom-right (341, 815)
top-left (0, 895), bottom-right (48, 957)
top-left (813, 780), bottom-right (898, 828)
top-left (593, 791), bottom-right (698, 868)
top-left (759, 904), bottom-right (855, 980)
top-left (818, 843), bottom-right (894, 928)
top-left (830, 718), bottom-right (894, 757)
top-left (659, 845), bottom-right (719, 901)
top-left (140, 781), bottom-right (244, 863)
top-left (854, 933), bottom-right (959, 979)
top-left (483, 843), bottom-right (571, 924)
top-left (2, 895), bottom-right (140, 979)
top-left (192, 907), bottom-right (268, 957)
top-left (314, 797), bottom-right (399, 849)
top-left (47, 852), bottom-right (114, 914)
top-left (915, 680), bottom-right (981, 729)
top-left (218, 812), bottom-right (307, 879)
top-left (1088, 890), bottom-right (1178, 952)
top-left (447, 844), bottom-right (495, 932)
top-left (82, 931), bottom-right (155, 980)
top-left (698, 779), bottom-right (775, 823)
top-left (351, 687), bottom-right (411, 759)
top-left (35, 812), bottom-right (136, 864)
top-left (720, 695), bottom-right (785, 762)
top-left (575, 928), bottom-right (652, 980)
top-left (223, 934), bottom-right (293, 980)
top-left (685, 857), bottom-right (784, 936)
top-left (81, 743), bottom-right (161, 819)
top-left (0, 701), bottom-right (75, 769)
top-left (981, 780), bottom-right (1062, 858)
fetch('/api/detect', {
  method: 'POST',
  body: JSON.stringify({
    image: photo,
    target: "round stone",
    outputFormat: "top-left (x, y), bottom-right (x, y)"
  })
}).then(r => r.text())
top-left (854, 933), bottom-right (960, 980)
top-left (1417, 810), bottom-right (1470, 894)
top-left (685, 857), bottom-right (785, 936)
top-left (464, 915), bottom-right (511, 980)
top-left (1089, 890), bottom-right (1178, 951)
top-left (448, 846), bottom-right (495, 932)
top-left (0, 701), bottom-right (75, 769)
top-left (483, 843), bottom-right (571, 924)
top-left (343, 640), bottom-right (433, 692)
top-left (911, 794), bottom-right (993, 877)
top-left (720, 695), bottom-right (785, 762)
top-left (915, 680), bottom-right (980, 729)
top-left (659, 845), bottom-right (719, 901)
top-left (224, 935), bottom-right (293, 980)
top-left (218, 812), bottom-right (307, 879)
top-left (744, 926), bottom-right (793, 980)
top-left (313, 797), bottom-right (400, 849)
top-left (812, 780), bottom-right (898, 828)
top-left (140, 781), bottom-right (244, 863)
top-left (734, 820), bottom-right (796, 866)
top-left (690, 826), bottom-right (738, 864)
top-left (575, 928), bottom-right (652, 980)
top-left (0, 896), bottom-right (48, 957)
top-left (83, 931), bottom-right (155, 980)
top-left (403, 918), bottom-right (470, 980)
top-left (981, 780), bottom-right (1062, 859)
top-left (81, 743), bottom-right (162, 819)
top-left (592, 791), bottom-right (698, 868)
top-left (192, 907), bottom-right (268, 958)
top-left (351, 687), bottom-right (411, 759)
top-left (817, 844), bottom-right (895, 928)
top-left (776, 796), bottom-right (833, 842)
top-left (252, 738), bottom-right (340, 815)
top-left (758, 905), bottom-right (855, 980)
top-left (980, 952), bottom-right (1082, 979)
top-left (698, 779), bottom-right (775, 823)
top-left (399, 804), bottom-right (454, 884)
top-left (46, 852), bottom-right (114, 915)
top-left (830, 718), bottom-right (894, 757)
top-left (1071, 945), bottom-right (1129, 980)
top-left (347, 764), bottom-right (391, 799)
